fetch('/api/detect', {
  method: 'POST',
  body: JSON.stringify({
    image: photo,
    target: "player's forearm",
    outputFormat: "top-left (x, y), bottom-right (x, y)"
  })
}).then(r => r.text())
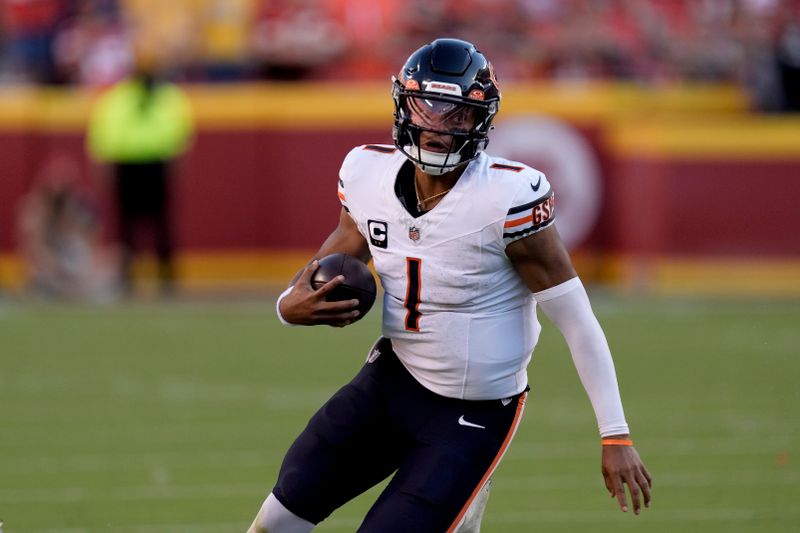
top-left (534, 277), bottom-right (629, 437)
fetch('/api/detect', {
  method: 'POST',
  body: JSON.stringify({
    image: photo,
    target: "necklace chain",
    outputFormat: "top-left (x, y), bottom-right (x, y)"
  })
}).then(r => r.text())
top-left (414, 177), bottom-right (452, 212)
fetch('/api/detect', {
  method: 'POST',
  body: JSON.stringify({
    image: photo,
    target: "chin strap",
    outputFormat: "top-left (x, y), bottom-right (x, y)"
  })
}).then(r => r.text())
top-left (416, 147), bottom-right (462, 175)
top-left (405, 144), bottom-right (463, 175)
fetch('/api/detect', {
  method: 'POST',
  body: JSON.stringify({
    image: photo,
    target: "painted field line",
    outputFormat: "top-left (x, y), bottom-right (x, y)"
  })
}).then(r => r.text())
top-left (2, 378), bottom-right (330, 410)
top-left (0, 483), bottom-right (267, 503)
top-left (0, 449), bottom-right (280, 474)
top-left (505, 436), bottom-right (799, 460)
top-left (0, 449), bottom-right (279, 469)
top-left (1, 432), bottom-right (796, 474)
top-left (3, 469), bottom-right (798, 504)
top-left (494, 469), bottom-right (800, 490)
top-left (25, 529), bottom-right (91, 533)
top-left (22, 507), bottom-right (800, 532)
top-left (31, 524), bottom-right (247, 533)
top-left (0, 419), bottom-right (309, 445)
top-left (31, 518), bottom-right (362, 533)
top-left (484, 507), bottom-right (799, 524)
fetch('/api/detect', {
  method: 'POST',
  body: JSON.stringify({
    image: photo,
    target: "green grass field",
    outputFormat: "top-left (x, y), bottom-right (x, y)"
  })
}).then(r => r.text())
top-left (1, 294), bottom-right (799, 532)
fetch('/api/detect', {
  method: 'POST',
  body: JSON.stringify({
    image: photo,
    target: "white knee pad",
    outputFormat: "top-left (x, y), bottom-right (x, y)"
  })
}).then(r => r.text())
top-left (455, 478), bottom-right (492, 533)
top-left (251, 493), bottom-right (314, 533)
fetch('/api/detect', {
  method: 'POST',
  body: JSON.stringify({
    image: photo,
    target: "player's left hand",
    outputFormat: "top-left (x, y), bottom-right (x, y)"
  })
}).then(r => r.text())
top-left (601, 442), bottom-right (652, 515)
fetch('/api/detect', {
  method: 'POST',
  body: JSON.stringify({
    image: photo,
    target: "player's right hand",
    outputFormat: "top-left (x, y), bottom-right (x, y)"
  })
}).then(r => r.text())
top-left (279, 260), bottom-right (361, 327)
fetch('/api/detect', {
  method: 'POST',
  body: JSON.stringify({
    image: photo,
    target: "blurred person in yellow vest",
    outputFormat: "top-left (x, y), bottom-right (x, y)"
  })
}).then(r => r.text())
top-left (86, 65), bottom-right (194, 296)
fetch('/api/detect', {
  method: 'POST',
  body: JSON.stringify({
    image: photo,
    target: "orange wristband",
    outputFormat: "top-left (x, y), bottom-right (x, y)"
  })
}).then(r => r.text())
top-left (601, 438), bottom-right (634, 446)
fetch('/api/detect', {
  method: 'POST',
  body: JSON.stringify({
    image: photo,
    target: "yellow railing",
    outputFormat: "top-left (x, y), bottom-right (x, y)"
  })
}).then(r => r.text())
top-left (0, 81), bottom-right (749, 130)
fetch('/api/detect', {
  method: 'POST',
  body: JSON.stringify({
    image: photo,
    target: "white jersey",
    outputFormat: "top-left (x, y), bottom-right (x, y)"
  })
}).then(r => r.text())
top-left (338, 145), bottom-right (555, 400)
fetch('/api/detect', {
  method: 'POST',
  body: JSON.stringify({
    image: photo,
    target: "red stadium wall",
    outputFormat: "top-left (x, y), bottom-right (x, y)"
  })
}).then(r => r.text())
top-left (0, 83), bottom-right (798, 293)
top-left (0, 129), bottom-right (390, 251)
top-left (0, 126), bottom-right (612, 252)
top-left (612, 158), bottom-right (800, 257)
top-left (180, 129), bottom-right (391, 249)
top-left (607, 118), bottom-right (800, 259)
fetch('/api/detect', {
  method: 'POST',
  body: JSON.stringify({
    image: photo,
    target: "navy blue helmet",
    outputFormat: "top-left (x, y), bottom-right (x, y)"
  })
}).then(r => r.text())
top-left (392, 38), bottom-right (501, 174)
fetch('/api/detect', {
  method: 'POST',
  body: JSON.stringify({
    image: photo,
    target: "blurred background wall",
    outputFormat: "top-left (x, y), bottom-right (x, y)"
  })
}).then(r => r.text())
top-left (0, 0), bottom-right (798, 297)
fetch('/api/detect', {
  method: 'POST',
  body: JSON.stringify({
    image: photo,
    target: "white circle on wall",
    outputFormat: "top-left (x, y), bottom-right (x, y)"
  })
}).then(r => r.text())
top-left (487, 115), bottom-right (602, 249)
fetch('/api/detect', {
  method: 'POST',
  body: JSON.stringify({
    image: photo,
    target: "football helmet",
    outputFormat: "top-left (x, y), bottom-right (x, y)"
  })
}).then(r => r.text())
top-left (392, 38), bottom-right (501, 175)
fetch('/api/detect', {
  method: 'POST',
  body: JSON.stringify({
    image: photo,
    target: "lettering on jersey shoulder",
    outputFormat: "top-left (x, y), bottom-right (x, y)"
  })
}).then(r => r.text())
top-left (503, 191), bottom-right (556, 240)
top-left (363, 145), bottom-right (397, 154)
top-left (368, 220), bottom-right (388, 248)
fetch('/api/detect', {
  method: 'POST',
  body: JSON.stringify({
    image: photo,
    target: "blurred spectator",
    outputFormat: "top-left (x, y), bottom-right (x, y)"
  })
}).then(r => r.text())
top-left (250, 0), bottom-right (347, 80)
top-left (87, 68), bottom-right (194, 296)
top-left (17, 154), bottom-right (119, 302)
top-left (323, 0), bottom-right (404, 80)
top-left (716, 0), bottom-right (800, 112)
top-left (121, 0), bottom-right (199, 78)
top-left (1, 0), bottom-right (799, 111)
top-left (534, 1), bottom-right (634, 81)
top-left (443, 0), bottom-right (541, 79)
top-left (776, 15), bottom-right (800, 110)
top-left (198, 0), bottom-right (257, 81)
top-left (52, 0), bottom-right (133, 87)
top-left (1, 0), bottom-right (69, 83)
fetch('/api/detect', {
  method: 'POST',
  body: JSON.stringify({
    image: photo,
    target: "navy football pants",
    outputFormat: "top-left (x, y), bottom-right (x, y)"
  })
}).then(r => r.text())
top-left (272, 338), bottom-right (527, 532)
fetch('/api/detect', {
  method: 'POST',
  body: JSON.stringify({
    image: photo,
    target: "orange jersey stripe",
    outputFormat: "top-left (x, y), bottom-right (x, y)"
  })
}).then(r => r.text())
top-left (446, 392), bottom-right (527, 533)
top-left (504, 214), bottom-right (533, 228)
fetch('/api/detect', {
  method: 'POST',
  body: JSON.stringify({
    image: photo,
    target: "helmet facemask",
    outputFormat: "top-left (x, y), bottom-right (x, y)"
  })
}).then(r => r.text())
top-left (392, 78), bottom-right (496, 175)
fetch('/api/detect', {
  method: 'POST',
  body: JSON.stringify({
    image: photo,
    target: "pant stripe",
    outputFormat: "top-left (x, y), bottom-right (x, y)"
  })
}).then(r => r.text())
top-left (446, 392), bottom-right (527, 533)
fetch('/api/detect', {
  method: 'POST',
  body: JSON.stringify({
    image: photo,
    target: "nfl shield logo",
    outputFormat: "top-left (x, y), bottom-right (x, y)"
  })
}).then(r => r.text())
top-left (408, 226), bottom-right (420, 241)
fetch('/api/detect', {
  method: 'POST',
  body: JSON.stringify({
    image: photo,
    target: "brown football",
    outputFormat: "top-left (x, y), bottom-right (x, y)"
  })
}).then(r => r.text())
top-left (311, 253), bottom-right (377, 321)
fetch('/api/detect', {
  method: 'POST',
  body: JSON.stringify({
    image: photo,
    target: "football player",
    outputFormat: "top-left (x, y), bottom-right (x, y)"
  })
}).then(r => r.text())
top-left (248, 38), bottom-right (651, 533)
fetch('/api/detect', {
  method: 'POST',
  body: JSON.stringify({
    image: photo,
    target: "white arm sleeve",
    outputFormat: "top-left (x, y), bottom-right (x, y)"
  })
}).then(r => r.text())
top-left (534, 277), bottom-right (630, 437)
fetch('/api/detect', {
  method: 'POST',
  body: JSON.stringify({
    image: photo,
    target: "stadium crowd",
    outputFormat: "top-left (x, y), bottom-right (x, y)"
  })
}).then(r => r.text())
top-left (1, 0), bottom-right (799, 109)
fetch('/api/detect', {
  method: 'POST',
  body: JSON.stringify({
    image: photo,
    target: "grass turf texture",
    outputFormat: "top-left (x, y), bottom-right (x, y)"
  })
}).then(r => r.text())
top-left (1, 295), bottom-right (798, 532)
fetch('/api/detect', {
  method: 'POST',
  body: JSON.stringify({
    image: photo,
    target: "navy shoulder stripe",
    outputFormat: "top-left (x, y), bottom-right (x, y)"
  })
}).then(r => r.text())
top-left (503, 218), bottom-right (554, 239)
top-left (507, 190), bottom-right (553, 215)
top-left (491, 163), bottom-right (524, 172)
top-left (363, 145), bottom-right (396, 154)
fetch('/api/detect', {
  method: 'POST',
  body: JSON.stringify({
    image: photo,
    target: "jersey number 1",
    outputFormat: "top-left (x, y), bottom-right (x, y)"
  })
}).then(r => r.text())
top-left (404, 257), bottom-right (422, 332)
